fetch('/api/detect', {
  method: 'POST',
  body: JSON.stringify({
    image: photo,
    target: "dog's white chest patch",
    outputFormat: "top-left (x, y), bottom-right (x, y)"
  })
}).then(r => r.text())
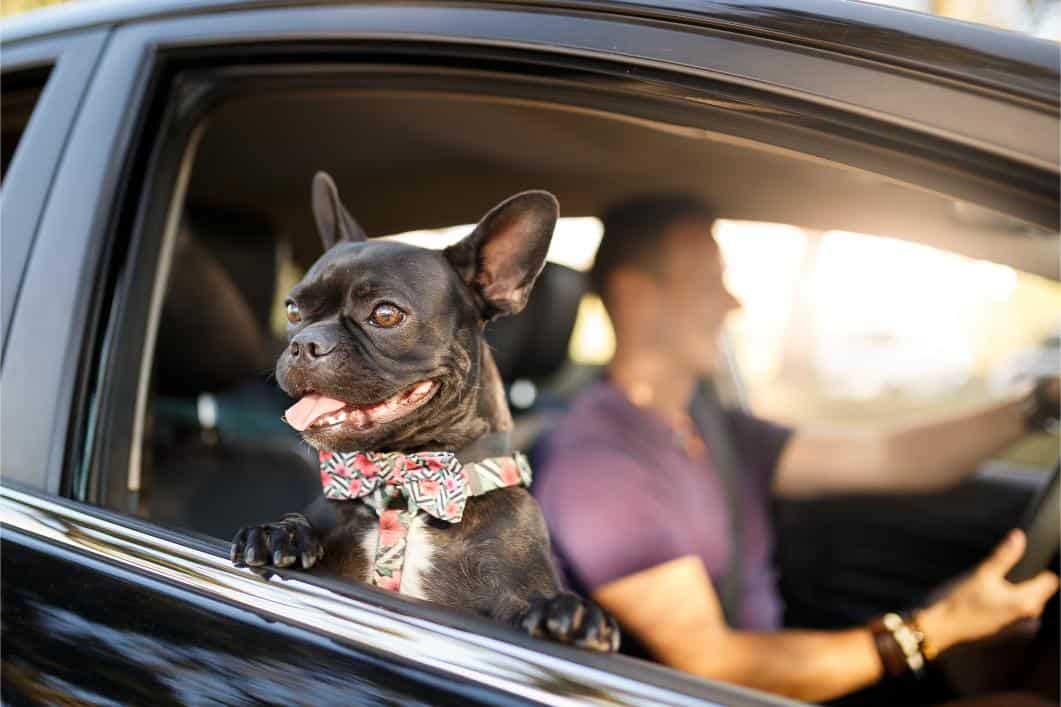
top-left (358, 514), bottom-right (436, 600)
top-left (399, 515), bottom-right (436, 600)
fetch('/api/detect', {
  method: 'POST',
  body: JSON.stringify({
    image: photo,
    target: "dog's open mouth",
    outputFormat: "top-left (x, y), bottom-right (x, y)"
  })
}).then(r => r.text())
top-left (284, 380), bottom-right (439, 433)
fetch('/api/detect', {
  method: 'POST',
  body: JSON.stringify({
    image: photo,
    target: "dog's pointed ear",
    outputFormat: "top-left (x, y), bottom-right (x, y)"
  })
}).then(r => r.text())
top-left (444, 190), bottom-right (558, 320)
top-left (312, 171), bottom-right (367, 249)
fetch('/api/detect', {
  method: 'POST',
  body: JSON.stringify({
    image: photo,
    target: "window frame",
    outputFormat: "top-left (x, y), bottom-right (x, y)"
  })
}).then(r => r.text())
top-left (1, 22), bottom-right (153, 496)
top-left (0, 29), bottom-right (110, 367)
top-left (63, 0), bottom-right (1060, 571)
top-left (88, 61), bottom-right (1061, 511)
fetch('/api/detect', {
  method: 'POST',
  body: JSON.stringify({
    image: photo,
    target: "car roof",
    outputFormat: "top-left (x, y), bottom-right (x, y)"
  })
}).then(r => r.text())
top-left (2, 0), bottom-right (1058, 104)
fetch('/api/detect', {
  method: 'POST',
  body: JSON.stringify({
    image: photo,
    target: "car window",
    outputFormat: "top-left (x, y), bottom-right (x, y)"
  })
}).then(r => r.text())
top-left (75, 47), bottom-right (1057, 559)
top-left (0, 66), bottom-right (51, 186)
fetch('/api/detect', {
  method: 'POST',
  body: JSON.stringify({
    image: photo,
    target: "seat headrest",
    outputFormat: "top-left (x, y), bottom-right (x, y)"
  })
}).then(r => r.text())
top-left (184, 204), bottom-right (278, 335)
top-left (154, 224), bottom-right (271, 395)
top-left (486, 263), bottom-right (587, 382)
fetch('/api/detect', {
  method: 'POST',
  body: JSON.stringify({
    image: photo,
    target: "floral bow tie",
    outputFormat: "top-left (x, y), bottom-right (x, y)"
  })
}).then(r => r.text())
top-left (318, 449), bottom-right (532, 592)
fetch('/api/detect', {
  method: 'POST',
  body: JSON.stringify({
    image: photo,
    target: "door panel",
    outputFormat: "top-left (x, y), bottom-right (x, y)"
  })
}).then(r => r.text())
top-left (0, 530), bottom-right (523, 706)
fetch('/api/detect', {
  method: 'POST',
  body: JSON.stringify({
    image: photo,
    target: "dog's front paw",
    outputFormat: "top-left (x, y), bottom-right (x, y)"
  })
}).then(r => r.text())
top-left (231, 513), bottom-right (323, 571)
top-left (521, 593), bottom-right (620, 652)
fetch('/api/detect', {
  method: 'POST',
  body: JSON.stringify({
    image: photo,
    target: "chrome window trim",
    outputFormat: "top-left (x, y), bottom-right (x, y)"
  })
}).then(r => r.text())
top-left (0, 486), bottom-right (798, 707)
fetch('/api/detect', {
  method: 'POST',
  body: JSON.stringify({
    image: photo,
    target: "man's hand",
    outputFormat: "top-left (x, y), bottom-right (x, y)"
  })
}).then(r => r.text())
top-left (917, 529), bottom-right (1059, 652)
top-left (1024, 377), bottom-right (1060, 433)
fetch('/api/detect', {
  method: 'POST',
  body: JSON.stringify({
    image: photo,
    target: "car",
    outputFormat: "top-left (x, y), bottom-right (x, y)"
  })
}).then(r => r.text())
top-left (1, 1), bottom-right (1058, 705)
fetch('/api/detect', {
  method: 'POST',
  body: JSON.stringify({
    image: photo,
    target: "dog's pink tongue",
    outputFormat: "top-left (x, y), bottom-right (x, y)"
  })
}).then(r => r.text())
top-left (285, 394), bottom-right (347, 432)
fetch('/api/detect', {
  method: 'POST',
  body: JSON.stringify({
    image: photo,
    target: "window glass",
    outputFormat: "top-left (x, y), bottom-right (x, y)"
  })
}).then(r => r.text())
top-left (1, 66), bottom-right (52, 185)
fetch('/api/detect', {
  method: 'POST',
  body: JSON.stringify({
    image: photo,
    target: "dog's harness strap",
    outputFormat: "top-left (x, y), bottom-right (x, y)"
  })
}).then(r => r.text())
top-left (319, 450), bottom-right (532, 592)
top-left (455, 430), bottom-right (512, 464)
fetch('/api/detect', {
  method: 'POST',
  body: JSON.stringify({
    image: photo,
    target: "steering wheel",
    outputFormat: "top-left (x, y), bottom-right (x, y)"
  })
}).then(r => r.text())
top-left (937, 461), bottom-right (1060, 701)
top-left (1007, 460), bottom-right (1060, 583)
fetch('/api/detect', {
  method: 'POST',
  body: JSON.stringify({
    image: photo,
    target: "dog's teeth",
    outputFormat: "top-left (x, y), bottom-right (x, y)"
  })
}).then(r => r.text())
top-left (308, 409), bottom-right (351, 428)
top-left (299, 382), bottom-right (433, 432)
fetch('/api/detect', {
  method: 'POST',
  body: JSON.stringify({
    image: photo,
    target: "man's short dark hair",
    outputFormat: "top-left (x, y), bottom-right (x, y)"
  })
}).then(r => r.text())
top-left (590, 193), bottom-right (715, 295)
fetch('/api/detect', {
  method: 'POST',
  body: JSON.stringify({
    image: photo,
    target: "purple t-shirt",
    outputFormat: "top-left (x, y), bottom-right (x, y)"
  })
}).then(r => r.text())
top-left (532, 381), bottom-right (791, 631)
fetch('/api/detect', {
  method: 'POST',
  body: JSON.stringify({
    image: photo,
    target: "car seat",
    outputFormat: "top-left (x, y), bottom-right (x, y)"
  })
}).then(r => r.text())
top-left (146, 205), bottom-right (319, 540)
top-left (485, 263), bottom-right (589, 451)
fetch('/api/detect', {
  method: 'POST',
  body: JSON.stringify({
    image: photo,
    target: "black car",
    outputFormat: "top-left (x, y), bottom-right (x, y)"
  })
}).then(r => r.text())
top-left (2, 1), bottom-right (1058, 704)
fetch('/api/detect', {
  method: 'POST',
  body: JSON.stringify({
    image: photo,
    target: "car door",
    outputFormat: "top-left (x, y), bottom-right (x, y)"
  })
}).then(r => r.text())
top-left (2, 490), bottom-right (528, 706)
top-left (1, 2), bottom-right (1056, 705)
top-left (0, 4), bottom-right (836, 705)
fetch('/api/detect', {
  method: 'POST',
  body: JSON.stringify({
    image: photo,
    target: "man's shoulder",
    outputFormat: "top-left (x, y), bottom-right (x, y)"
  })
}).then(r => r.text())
top-left (532, 383), bottom-right (651, 485)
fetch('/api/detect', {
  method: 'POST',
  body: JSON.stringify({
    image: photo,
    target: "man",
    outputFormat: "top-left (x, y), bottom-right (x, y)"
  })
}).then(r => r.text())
top-left (532, 195), bottom-right (1059, 703)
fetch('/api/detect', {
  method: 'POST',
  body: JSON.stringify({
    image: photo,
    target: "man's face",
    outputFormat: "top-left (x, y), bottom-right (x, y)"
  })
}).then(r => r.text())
top-left (652, 218), bottom-right (739, 373)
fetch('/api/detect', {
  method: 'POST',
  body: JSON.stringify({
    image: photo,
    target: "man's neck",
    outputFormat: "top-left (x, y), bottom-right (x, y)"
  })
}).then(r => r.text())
top-left (608, 349), bottom-right (699, 422)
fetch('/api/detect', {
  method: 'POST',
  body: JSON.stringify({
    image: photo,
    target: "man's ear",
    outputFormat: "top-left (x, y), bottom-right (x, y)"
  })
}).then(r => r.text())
top-left (444, 190), bottom-right (558, 320)
top-left (312, 171), bottom-right (367, 250)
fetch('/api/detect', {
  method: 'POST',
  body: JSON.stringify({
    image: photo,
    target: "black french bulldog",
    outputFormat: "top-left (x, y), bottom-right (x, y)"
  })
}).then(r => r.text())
top-left (231, 172), bottom-right (619, 652)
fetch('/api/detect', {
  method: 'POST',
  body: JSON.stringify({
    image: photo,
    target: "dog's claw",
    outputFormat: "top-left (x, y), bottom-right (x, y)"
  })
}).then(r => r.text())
top-left (230, 528), bottom-right (248, 565)
top-left (230, 513), bottom-right (323, 574)
top-left (272, 548), bottom-right (295, 568)
top-left (521, 593), bottom-right (620, 653)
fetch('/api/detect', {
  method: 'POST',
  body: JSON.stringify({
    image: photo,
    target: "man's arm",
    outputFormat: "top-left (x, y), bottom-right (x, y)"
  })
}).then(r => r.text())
top-left (595, 555), bottom-right (884, 703)
top-left (595, 536), bottom-right (1058, 704)
top-left (774, 391), bottom-right (1034, 498)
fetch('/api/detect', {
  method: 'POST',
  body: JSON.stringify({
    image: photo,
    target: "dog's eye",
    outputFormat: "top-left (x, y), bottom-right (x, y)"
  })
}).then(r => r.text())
top-left (285, 301), bottom-right (301, 324)
top-left (369, 303), bottom-right (405, 328)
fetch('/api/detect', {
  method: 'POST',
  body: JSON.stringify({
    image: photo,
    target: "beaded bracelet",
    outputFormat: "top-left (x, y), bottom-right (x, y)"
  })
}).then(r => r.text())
top-left (868, 612), bottom-right (928, 680)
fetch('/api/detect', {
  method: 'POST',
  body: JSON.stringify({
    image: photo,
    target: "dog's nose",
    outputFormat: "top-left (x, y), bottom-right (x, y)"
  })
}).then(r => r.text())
top-left (289, 330), bottom-right (338, 360)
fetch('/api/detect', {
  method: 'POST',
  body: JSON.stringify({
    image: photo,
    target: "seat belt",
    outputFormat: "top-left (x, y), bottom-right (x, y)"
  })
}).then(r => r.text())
top-left (689, 378), bottom-right (745, 627)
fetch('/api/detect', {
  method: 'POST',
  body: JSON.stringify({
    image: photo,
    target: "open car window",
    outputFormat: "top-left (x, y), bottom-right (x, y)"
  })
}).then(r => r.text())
top-left (78, 53), bottom-right (1060, 548)
top-left (78, 78), bottom-right (1055, 578)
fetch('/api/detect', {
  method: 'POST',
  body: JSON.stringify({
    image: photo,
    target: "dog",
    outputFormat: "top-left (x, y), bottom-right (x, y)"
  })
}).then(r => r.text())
top-left (231, 172), bottom-right (619, 652)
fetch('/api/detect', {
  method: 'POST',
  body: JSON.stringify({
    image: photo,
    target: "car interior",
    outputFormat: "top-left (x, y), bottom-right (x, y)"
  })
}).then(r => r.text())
top-left (127, 81), bottom-right (1058, 705)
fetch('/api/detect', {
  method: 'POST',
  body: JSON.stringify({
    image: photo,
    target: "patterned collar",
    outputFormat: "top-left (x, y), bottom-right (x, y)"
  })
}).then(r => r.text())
top-left (318, 449), bottom-right (532, 592)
